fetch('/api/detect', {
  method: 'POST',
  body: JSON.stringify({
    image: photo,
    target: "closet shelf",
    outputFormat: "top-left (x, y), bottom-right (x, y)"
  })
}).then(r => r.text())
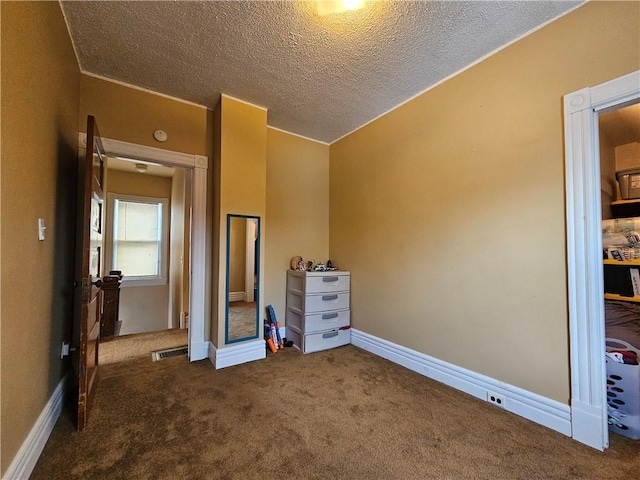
top-left (611, 199), bottom-right (640, 205)
top-left (610, 198), bottom-right (640, 218)
top-left (603, 259), bottom-right (640, 266)
top-left (604, 293), bottom-right (640, 303)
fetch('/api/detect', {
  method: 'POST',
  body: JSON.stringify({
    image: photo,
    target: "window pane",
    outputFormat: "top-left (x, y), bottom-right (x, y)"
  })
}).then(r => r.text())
top-left (113, 200), bottom-right (162, 277)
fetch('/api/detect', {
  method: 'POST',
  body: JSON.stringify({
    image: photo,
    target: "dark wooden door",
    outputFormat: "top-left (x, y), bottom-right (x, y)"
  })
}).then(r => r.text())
top-left (76, 115), bottom-right (105, 431)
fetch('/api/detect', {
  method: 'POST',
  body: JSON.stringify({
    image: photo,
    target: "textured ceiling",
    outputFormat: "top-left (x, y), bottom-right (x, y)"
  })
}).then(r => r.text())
top-left (61, 1), bottom-right (582, 144)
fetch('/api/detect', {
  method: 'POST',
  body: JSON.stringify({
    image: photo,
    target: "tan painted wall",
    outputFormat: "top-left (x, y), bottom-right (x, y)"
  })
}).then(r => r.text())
top-left (229, 218), bottom-right (247, 293)
top-left (329, 1), bottom-right (640, 404)
top-left (118, 286), bottom-right (171, 335)
top-left (108, 169), bottom-right (173, 199)
top-left (107, 169), bottom-right (173, 334)
top-left (214, 96), bottom-right (267, 347)
top-left (265, 128), bottom-right (330, 322)
top-left (0, 2), bottom-right (81, 474)
top-left (79, 75), bottom-right (208, 155)
top-left (80, 75), bottom-right (212, 340)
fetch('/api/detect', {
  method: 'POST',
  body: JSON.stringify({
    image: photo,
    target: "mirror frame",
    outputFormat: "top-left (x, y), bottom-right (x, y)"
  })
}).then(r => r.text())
top-left (225, 214), bottom-right (261, 344)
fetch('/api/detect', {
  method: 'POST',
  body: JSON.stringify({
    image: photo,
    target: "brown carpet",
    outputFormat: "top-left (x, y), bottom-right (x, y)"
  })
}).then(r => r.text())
top-left (99, 329), bottom-right (188, 364)
top-left (227, 301), bottom-right (257, 340)
top-left (32, 345), bottom-right (639, 479)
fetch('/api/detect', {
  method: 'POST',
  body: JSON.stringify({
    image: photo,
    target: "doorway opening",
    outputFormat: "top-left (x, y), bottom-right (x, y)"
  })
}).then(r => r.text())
top-left (98, 156), bottom-right (191, 363)
top-left (79, 133), bottom-right (209, 362)
top-left (598, 101), bottom-right (640, 440)
top-left (104, 158), bottom-right (189, 337)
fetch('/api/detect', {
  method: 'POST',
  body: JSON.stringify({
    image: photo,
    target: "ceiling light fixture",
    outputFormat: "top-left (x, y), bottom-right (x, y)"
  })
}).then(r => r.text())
top-left (135, 163), bottom-right (148, 173)
top-left (317, 0), bottom-right (365, 16)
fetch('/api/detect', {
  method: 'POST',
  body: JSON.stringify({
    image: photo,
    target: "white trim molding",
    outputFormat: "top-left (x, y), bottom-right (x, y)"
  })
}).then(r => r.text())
top-left (266, 125), bottom-right (330, 146)
top-left (221, 93), bottom-right (268, 112)
top-left (209, 339), bottom-right (266, 369)
top-left (78, 133), bottom-right (209, 170)
top-left (351, 329), bottom-right (571, 437)
top-left (228, 292), bottom-right (246, 302)
top-left (563, 70), bottom-right (640, 451)
top-left (79, 133), bottom-right (209, 362)
top-left (3, 375), bottom-right (67, 480)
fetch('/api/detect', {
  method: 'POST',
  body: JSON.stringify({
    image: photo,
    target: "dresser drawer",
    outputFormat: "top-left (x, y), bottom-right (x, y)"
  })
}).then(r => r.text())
top-left (286, 308), bottom-right (350, 334)
top-left (287, 326), bottom-right (350, 354)
top-left (287, 291), bottom-right (349, 314)
top-left (303, 328), bottom-right (350, 353)
top-left (287, 271), bottom-right (350, 295)
top-left (304, 274), bottom-right (350, 294)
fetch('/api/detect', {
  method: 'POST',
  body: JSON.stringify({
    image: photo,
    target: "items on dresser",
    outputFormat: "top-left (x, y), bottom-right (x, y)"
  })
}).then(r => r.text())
top-left (285, 270), bottom-right (350, 354)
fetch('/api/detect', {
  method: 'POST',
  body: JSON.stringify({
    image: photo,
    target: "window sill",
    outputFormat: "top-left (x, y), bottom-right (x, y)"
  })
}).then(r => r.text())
top-left (120, 277), bottom-right (168, 288)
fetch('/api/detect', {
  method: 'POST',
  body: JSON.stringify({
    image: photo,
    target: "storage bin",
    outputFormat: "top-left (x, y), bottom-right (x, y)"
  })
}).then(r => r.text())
top-left (304, 274), bottom-right (350, 294)
top-left (305, 328), bottom-right (350, 354)
top-left (286, 291), bottom-right (350, 314)
top-left (285, 308), bottom-right (350, 334)
top-left (606, 338), bottom-right (640, 439)
top-left (616, 168), bottom-right (640, 200)
top-left (286, 325), bottom-right (350, 354)
top-left (286, 271), bottom-right (350, 295)
top-left (286, 270), bottom-right (351, 354)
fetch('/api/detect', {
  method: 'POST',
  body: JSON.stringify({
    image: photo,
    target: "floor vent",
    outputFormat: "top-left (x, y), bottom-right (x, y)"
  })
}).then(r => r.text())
top-left (151, 346), bottom-right (188, 361)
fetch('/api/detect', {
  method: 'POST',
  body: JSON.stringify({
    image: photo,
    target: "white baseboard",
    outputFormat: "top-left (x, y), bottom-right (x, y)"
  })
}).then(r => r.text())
top-left (571, 400), bottom-right (608, 450)
top-left (189, 340), bottom-right (208, 361)
top-left (3, 375), bottom-right (67, 480)
top-left (208, 338), bottom-right (266, 369)
top-left (351, 329), bottom-right (572, 437)
top-left (228, 291), bottom-right (246, 302)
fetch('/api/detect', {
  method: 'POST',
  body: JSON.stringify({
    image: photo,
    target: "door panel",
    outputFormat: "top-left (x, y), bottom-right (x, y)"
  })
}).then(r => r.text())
top-left (76, 115), bottom-right (105, 431)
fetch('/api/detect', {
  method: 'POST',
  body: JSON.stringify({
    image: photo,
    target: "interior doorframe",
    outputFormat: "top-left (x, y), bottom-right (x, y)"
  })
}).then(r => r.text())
top-left (244, 218), bottom-right (257, 303)
top-left (79, 133), bottom-right (209, 361)
top-left (564, 70), bottom-right (640, 450)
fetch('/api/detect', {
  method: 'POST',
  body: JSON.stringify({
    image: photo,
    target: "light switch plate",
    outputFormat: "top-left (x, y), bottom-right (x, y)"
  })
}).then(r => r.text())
top-left (38, 218), bottom-right (46, 241)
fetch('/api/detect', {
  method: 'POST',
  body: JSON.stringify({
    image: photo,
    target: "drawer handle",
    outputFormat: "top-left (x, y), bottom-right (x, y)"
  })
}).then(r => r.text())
top-left (322, 331), bottom-right (339, 339)
top-left (322, 276), bottom-right (339, 283)
top-left (322, 313), bottom-right (339, 320)
top-left (322, 294), bottom-right (338, 301)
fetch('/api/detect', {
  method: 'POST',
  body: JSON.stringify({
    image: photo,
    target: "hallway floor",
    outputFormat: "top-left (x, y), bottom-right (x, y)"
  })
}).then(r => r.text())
top-left (99, 329), bottom-right (188, 364)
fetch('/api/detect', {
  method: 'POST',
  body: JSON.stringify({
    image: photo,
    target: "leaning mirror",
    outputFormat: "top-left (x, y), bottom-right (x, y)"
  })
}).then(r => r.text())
top-left (225, 214), bottom-right (260, 344)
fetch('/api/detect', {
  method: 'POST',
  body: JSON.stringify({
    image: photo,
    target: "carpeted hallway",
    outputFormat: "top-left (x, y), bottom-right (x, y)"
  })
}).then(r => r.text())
top-left (32, 345), bottom-right (639, 479)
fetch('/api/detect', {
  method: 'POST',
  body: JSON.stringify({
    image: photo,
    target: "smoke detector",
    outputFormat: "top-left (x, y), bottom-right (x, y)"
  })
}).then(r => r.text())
top-left (153, 130), bottom-right (168, 142)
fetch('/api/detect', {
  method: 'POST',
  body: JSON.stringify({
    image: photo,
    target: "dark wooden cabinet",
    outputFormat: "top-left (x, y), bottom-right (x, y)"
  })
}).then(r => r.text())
top-left (100, 272), bottom-right (122, 340)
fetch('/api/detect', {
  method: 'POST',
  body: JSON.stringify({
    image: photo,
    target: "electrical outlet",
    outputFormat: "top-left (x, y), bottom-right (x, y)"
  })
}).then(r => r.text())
top-left (487, 391), bottom-right (506, 408)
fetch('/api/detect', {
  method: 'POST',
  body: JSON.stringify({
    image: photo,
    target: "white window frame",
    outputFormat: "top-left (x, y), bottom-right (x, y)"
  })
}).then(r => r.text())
top-left (106, 193), bottom-right (170, 287)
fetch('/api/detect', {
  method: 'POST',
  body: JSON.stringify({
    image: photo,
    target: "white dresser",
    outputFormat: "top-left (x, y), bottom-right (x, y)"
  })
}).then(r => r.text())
top-left (285, 270), bottom-right (351, 353)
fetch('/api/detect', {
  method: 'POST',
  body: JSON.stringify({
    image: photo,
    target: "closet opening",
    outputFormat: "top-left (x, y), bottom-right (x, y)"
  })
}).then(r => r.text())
top-left (564, 70), bottom-right (640, 451)
top-left (598, 101), bottom-right (640, 441)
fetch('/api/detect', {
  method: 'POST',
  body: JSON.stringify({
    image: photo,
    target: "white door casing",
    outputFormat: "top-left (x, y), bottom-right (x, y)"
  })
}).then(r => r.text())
top-left (564, 70), bottom-right (640, 450)
top-left (245, 218), bottom-right (257, 303)
top-left (79, 133), bottom-right (209, 361)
